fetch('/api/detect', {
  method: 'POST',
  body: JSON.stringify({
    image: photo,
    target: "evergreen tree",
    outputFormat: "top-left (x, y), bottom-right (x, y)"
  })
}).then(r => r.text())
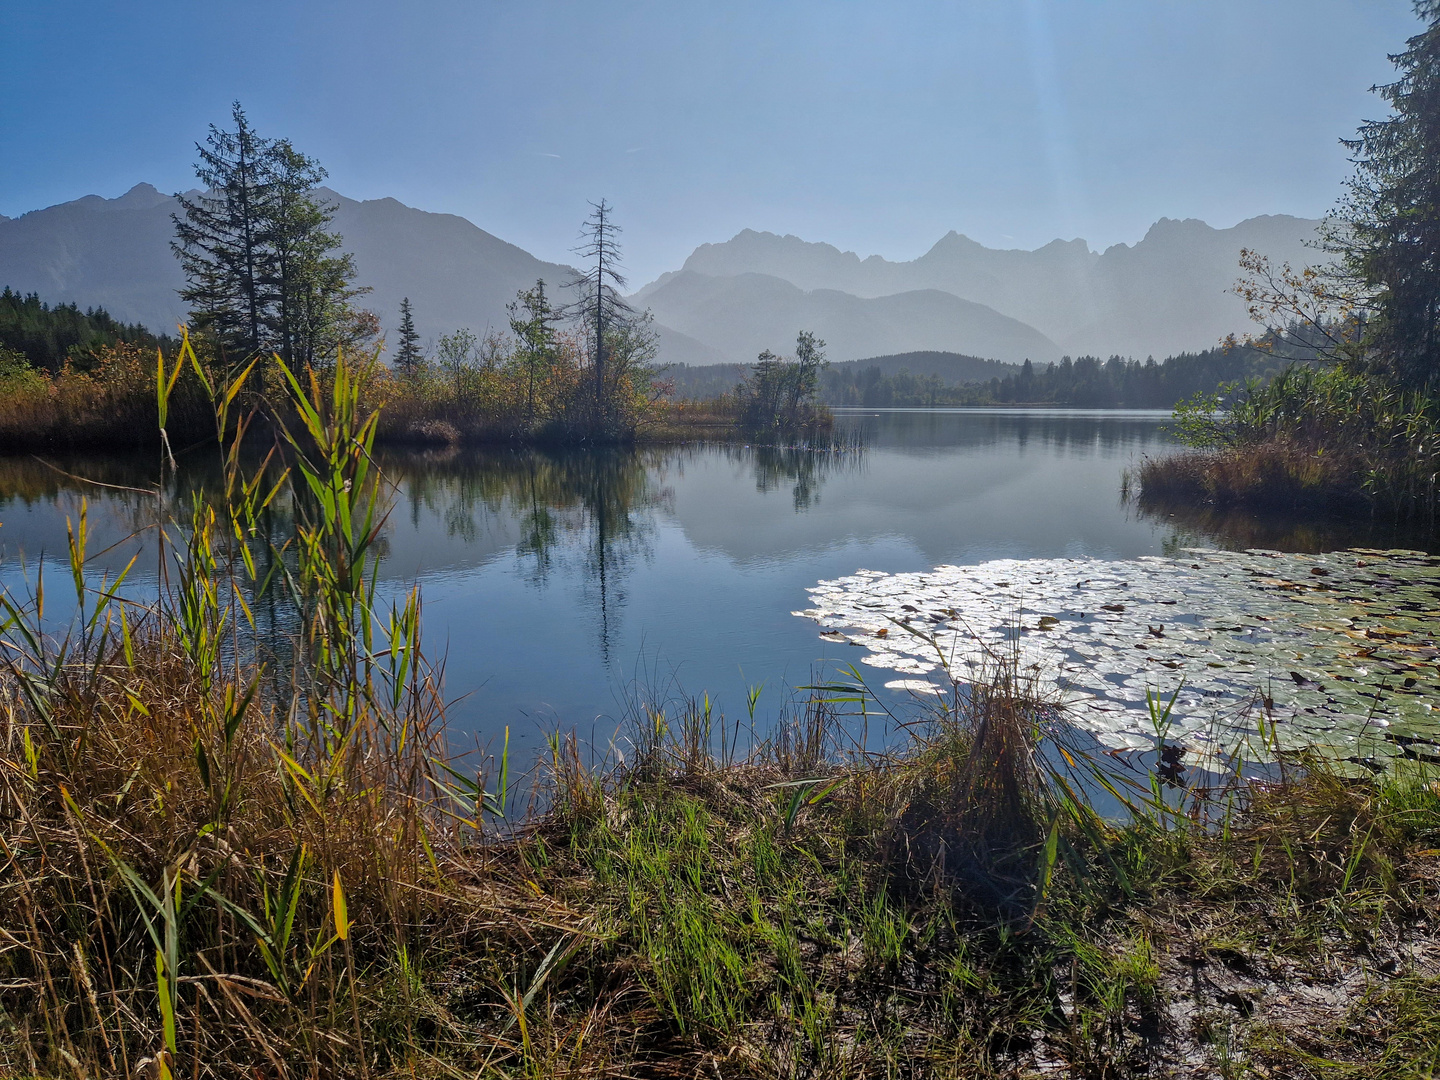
top-left (173, 104), bottom-right (370, 366)
top-left (1330, 1), bottom-right (1440, 386)
top-left (395, 297), bottom-right (423, 376)
top-left (260, 139), bottom-right (366, 366)
top-left (0, 287), bottom-right (165, 369)
top-left (172, 102), bottom-right (271, 358)
top-left (508, 280), bottom-right (560, 425)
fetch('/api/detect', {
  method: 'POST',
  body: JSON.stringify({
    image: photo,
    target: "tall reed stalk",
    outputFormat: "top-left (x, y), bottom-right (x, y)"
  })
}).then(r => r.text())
top-left (0, 340), bottom-right (450, 1076)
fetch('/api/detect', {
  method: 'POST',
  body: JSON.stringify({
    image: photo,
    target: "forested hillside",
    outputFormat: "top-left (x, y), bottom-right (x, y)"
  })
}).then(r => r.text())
top-left (0, 287), bottom-right (167, 369)
top-left (669, 341), bottom-right (1302, 409)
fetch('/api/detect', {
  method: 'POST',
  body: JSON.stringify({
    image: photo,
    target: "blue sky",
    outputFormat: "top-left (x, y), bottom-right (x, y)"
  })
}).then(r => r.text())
top-left (0, 1), bottom-right (1422, 284)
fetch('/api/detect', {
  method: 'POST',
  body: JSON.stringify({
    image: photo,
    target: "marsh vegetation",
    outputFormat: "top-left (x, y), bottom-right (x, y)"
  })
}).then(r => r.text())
top-left (0, 350), bottom-right (1437, 1078)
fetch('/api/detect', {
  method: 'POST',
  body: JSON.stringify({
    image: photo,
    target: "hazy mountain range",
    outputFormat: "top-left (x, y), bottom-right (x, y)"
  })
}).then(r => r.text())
top-left (0, 183), bottom-right (1324, 368)
top-left (0, 182), bottom-right (582, 350)
top-left (639, 214), bottom-right (1323, 362)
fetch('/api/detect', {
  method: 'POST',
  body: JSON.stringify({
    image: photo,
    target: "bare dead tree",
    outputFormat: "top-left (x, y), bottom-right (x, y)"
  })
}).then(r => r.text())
top-left (566, 200), bottom-right (633, 436)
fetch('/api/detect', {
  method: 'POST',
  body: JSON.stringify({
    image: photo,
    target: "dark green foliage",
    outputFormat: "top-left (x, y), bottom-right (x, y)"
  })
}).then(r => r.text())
top-left (507, 279), bottom-right (560, 425)
top-left (1331, 1), bottom-right (1440, 387)
top-left (736, 330), bottom-right (830, 437)
top-left (823, 344), bottom-right (1291, 409)
top-left (260, 139), bottom-right (369, 367)
top-left (393, 297), bottom-right (422, 376)
top-left (0, 287), bottom-right (166, 370)
top-left (1146, 362), bottom-right (1440, 521)
top-left (172, 102), bottom-right (370, 366)
top-left (987, 347), bottom-right (1291, 407)
top-left (172, 101), bottom-right (271, 358)
top-left (661, 361), bottom-right (752, 400)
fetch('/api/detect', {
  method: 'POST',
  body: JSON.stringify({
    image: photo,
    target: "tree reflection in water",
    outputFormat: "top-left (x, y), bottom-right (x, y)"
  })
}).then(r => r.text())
top-left (736, 444), bottom-right (861, 511)
top-left (381, 447), bottom-right (669, 663)
top-left (379, 443), bottom-right (861, 662)
top-left (0, 442), bottom-right (863, 682)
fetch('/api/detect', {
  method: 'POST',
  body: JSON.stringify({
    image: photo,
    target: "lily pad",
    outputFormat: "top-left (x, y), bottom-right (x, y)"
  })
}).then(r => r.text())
top-left (795, 548), bottom-right (1440, 764)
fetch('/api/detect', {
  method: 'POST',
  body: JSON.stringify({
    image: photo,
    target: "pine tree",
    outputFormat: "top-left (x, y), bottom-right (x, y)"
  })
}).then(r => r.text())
top-left (261, 139), bottom-right (366, 367)
top-left (508, 280), bottom-right (559, 425)
top-left (173, 105), bottom-right (370, 367)
top-left (172, 101), bottom-right (271, 359)
top-left (1330, 1), bottom-right (1440, 386)
top-left (395, 297), bottom-right (423, 376)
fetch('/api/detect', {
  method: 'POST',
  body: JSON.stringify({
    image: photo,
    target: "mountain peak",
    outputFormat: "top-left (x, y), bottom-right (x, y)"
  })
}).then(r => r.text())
top-left (650, 212), bottom-right (1322, 360)
top-left (924, 230), bottom-right (981, 255)
top-left (717, 229), bottom-right (858, 260)
top-left (0, 183), bottom-right (579, 352)
top-left (1140, 217), bottom-right (1212, 241)
top-left (112, 182), bottom-right (170, 209)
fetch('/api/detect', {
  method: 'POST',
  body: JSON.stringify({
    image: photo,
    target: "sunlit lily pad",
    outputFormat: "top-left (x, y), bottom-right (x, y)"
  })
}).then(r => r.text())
top-left (796, 549), bottom-right (1440, 765)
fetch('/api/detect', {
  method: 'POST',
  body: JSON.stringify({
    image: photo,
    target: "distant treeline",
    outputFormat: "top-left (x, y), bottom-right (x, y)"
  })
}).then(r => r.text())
top-left (667, 351), bottom-right (1019, 401)
top-left (982, 350), bottom-right (1290, 407)
top-left (664, 362), bottom-right (751, 399)
top-left (0, 287), bottom-right (169, 370)
top-left (826, 338), bottom-right (1327, 408)
top-left (819, 351), bottom-right (1020, 404)
top-left (669, 343), bottom-right (1303, 410)
top-left (829, 349), bottom-right (1294, 408)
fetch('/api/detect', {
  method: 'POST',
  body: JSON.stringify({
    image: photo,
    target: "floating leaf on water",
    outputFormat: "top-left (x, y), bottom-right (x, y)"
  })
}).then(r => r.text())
top-left (798, 548), bottom-right (1440, 765)
top-left (884, 679), bottom-right (945, 696)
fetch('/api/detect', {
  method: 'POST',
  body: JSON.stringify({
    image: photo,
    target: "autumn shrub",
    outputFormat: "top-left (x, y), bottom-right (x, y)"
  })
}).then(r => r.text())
top-left (1146, 363), bottom-right (1440, 522)
top-left (0, 341), bottom-right (217, 451)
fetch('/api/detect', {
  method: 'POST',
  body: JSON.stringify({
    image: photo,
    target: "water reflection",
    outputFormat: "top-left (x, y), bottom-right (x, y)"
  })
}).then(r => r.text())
top-left (0, 410), bottom-right (1329, 745)
top-left (731, 445), bottom-right (862, 511)
top-left (377, 444), bottom-right (861, 659)
top-left (1136, 494), bottom-right (1439, 554)
top-left (838, 408), bottom-right (1176, 455)
top-left (395, 448), bottom-right (668, 660)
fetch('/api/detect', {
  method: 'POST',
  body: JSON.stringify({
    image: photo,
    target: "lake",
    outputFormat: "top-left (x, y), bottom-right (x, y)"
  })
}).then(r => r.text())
top-left (2, 407), bottom-right (1429, 759)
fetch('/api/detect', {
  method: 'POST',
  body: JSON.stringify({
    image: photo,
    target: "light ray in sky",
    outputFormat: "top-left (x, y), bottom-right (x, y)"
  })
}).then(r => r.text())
top-left (1022, 0), bottom-right (1099, 328)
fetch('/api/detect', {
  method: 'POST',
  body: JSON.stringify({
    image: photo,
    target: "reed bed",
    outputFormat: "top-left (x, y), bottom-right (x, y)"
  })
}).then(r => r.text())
top-left (3, 348), bottom-right (1440, 1078)
top-left (1141, 363), bottom-right (1440, 527)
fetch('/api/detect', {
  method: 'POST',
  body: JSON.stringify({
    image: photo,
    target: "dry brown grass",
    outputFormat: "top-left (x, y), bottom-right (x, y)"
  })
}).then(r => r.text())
top-left (0, 620), bottom-right (462, 1076)
top-left (1137, 440), bottom-right (1374, 516)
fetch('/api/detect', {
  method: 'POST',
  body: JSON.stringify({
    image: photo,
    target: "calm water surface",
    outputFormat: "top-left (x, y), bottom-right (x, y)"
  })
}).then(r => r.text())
top-left (379, 408), bottom-right (1188, 747)
top-left (0, 409), bottom-right (1202, 751)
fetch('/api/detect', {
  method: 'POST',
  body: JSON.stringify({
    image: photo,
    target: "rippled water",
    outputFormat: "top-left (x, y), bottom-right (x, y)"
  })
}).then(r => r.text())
top-left (0, 408), bottom-right (1426, 755)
